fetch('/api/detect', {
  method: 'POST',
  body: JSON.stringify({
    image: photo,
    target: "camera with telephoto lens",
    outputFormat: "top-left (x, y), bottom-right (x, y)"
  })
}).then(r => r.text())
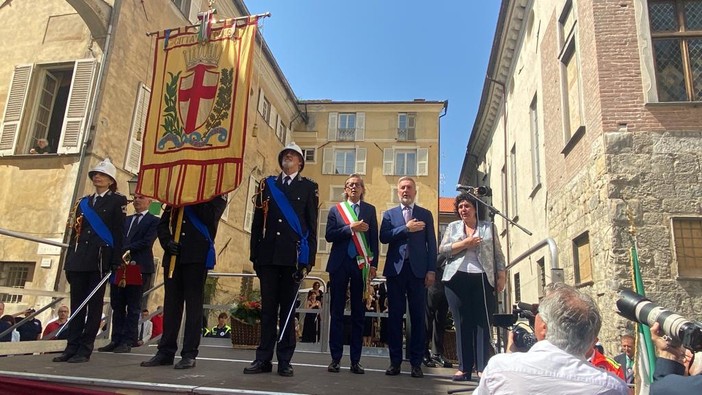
top-left (493, 302), bottom-right (539, 352)
top-left (616, 288), bottom-right (702, 351)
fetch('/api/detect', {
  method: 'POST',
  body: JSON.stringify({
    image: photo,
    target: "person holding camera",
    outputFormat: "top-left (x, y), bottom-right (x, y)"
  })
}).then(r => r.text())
top-left (438, 193), bottom-right (505, 381)
top-left (650, 322), bottom-right (702, 394)
top-left (476, 283), bottom-right (628, 394)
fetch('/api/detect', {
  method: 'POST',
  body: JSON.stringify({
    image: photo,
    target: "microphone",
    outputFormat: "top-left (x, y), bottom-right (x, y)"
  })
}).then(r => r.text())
top-left (455, 184), bottom-right (493, 197)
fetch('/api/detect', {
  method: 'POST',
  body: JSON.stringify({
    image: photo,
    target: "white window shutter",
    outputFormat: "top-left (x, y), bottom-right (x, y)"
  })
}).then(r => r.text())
top-left (318, 208), bottom-right (330, 253)
top-left (244, 176), bottom-right (258, 232)
top-left (328, 112), bottom-right (338, 141)
top-left (0, 64), bottom-right (33, 155)
top-left (269, 106), bottom-right (277, 128)
top-left (58, 59), bottom-right (97, 154)
top-left (417, 147), bottom-right (429, 176)
top-left (125, 82), bottom-right (150, 173)
top-left (355, 147), bottom-right (366, 175)
top-left (322, 147), bottom-right (334, 175)
top-left (257, 88), bottom-right (265, 115)
top-left (188, 0), bottom-right (203, 24)
top-left (383, 148), bottom-right (394, 175)
top-left (356, 112), bottom-right (365, 141)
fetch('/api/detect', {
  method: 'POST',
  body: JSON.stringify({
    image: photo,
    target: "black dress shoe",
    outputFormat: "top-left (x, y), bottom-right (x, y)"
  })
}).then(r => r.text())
top-left (52, 353), bottom-right (73, 362)
top-left (97, 342), bottom-right (117, 352)
top-left (243, 360), bottom-right (272, 374)
top-left (327, 361), bottom-right (340, 373)
top-left (140, 354), bottom-right (174, 367)
top-left (433, 354), bottom-right (452, 368)
top-left (452, 372), bottom-right (471, 381)
top-left (113, 344), bottom-right (131, 353)
top-left (411, 365), bottom-right (424, 378)
top-left (278, 364), bottom-right (294, 377)
top-left (350, 363), bottom-right (365, 374)
top-left (385, 364), bottom-right (401, 376)
top-left (174, 357), bottom-right (196, 369)
top-left (422, 355), bottom-right (437, 367)
top-left (67, 355), bottom-right (90, 363)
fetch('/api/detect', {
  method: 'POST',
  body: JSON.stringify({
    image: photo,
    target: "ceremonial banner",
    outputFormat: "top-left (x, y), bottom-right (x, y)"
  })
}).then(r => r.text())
top-left (138, 18), bottom-right (258, 206)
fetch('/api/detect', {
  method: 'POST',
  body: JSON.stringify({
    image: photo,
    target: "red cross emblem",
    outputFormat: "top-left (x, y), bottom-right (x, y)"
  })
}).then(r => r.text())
top-left (178, 64), bottom-right (219, 135)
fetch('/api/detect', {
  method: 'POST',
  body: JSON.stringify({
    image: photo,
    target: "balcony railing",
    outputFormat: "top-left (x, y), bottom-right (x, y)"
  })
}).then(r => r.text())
top-left (337, 128), bottom-right (356, 141)
top-left (397, 127), bottom-right (416, 141)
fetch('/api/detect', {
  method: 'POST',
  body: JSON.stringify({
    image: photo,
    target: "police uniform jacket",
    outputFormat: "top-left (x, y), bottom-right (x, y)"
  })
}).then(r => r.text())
top-left (250, 174), bottom-right (319, 269)
top-left (157, 196), bottom-right (226, 266)
top-left (65, 191), bottom-right (127, 272)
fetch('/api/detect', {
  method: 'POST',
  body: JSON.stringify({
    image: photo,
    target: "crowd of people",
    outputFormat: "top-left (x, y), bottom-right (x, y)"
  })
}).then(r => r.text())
top-left (6, 145), bottom-right (698, 394)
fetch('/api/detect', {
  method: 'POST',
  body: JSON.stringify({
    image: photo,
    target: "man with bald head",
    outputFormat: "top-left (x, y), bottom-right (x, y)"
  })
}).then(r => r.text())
top-left (99, 194), bottom-right (158, 353)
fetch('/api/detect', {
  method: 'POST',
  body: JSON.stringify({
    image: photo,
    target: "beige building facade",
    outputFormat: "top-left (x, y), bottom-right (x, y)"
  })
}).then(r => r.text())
top-left (0, 0), bottom-right (299, 320)
top-left (294, 100), bottom-right (445, 277)
top-left (461, 0), bottom-right (702, 350)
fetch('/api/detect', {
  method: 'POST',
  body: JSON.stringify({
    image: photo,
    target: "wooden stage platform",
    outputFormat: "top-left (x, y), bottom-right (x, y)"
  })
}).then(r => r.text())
top-left (0, 338), bottom-right (478, 394)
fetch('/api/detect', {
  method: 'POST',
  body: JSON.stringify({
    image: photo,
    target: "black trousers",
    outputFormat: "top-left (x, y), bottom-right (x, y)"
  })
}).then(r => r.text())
top-left (156, 262), bottom-right (207, 359)
top-left (109, 283), bottom-right (141, 346)
top-left (328, 258), bottom-right (365, 364)
top-left (255, 265), bottom-right (297, 366)
top-left (65, 270), bottom-right (107, 357)
top-left (425, 287), bottom-right (449, 356)
top-left (445, 272), bottom-right (495, 375)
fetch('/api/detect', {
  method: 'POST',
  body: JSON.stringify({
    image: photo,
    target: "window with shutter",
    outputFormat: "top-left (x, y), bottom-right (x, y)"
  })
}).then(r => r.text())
top-left (337, 113), bottom-right (356, 141)
top-left (355, 147), bottom-right (366, 174)
top-left (328, 112), bottom-right (338, 141)
top-left (322, 147), bottom-right (334, 174)
top-left (397, 113), bottom-right (416, 141)
top-left (1, 59), bottom-right (98, 156)
top-left (334, 149), bottom-right (355, 174)
top-left (0, 64), bottom-right (33, 155)
top-left (318, 208), bottom-right (331, 253)
top-left (302, 147), bottom-right (316, 163)
top-left (125, 82), bottom-right (151, 174)
top-left (394, 149), bottom-right (417, 176)
top-left (58, 59), bottom-right (97, 154)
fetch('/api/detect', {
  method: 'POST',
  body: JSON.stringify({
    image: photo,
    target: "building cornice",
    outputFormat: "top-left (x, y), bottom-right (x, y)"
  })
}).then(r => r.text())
top-left (460, 0), bottom-right (531, 184)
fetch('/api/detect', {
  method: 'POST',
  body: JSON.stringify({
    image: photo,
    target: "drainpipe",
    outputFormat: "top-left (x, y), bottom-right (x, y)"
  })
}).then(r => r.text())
top-left (56, 0), bottom-right (121, 291)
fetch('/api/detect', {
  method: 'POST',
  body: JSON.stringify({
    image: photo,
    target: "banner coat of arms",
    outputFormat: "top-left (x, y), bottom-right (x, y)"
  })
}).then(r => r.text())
top-left (138, 18), bottom-right (257, 206)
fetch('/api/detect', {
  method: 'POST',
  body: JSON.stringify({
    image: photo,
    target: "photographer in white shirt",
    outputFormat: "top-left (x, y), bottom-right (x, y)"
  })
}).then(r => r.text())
top-left (476, 283), bottom-right (628, 394)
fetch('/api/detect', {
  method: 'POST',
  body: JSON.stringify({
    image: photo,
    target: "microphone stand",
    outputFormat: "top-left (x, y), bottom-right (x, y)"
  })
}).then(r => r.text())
top-left (447, 188), bottom-right (532, 394)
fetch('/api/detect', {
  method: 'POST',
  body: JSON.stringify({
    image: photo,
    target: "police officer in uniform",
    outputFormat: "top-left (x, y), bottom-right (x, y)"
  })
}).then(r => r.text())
top-left (54, 158), bottom-right (128, 363)
top-left (245, 142), bottom-right (319, 377)
top-left (140, 195), bottom-right (226, 369)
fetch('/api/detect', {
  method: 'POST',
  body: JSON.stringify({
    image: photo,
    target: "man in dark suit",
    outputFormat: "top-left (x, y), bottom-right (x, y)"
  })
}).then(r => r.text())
top-left (380, 176), bottom-right (437, 378)
top-left (140, 195), bottom-right (226, 369)
top-left (613, 333), bottom-right (635, 385)
top-left (245, 142), bottom-right (319, 378)
top-left (325, 174), bottom-right (379, 375)
top-left (54, 158), bottom-right (127, 364)
top-left (99, 194), bottom-right (158, 353)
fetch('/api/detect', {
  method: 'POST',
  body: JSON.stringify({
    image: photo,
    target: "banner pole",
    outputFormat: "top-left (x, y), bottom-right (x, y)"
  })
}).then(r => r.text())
top-left (146, 12), bottom-right (271, 36)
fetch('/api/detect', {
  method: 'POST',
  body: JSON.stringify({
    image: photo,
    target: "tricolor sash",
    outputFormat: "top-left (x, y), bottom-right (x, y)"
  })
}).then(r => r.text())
top-left (79, 197), bottom-right (114, 247)
top-left (336, 201), bottom-right (374, 269)
top-left (265, 176), bottom-right (310, 266)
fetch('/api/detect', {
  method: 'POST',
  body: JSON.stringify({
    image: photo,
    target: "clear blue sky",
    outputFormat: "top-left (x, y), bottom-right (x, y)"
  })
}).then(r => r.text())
top-left (245, 0), bottom-right (500, 196)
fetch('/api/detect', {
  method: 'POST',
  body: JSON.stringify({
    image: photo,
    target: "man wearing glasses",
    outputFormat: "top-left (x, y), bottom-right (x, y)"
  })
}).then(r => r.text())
top-left (325, 174), bottom-right (379, 375)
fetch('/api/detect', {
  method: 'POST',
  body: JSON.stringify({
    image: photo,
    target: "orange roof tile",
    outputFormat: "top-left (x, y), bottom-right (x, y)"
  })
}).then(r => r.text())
top-left (439, 197), bottom-right (454, 213)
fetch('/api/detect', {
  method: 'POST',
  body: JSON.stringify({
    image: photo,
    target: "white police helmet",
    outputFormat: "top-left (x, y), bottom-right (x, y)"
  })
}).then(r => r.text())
top-left (278, 142), bottom-right (305, 172)
top-left (88, 158), bottom-right (117, 182)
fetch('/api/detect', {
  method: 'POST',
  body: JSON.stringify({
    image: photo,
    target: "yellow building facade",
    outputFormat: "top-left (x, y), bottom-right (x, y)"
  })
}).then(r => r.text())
top-left (295, 100), bottom-right (445, 277)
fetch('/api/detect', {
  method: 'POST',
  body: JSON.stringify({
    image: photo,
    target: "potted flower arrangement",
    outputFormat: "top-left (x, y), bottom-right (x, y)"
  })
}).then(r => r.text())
top-left (230, 293), bottom-right (262, 347)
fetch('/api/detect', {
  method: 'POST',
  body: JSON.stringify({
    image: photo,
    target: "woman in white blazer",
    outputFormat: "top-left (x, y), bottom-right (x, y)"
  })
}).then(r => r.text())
top-left (438, 193), bottom-right (506, 382)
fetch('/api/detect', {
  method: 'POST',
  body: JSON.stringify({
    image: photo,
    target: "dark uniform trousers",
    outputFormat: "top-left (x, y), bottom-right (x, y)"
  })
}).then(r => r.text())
top-left (155, 198), bottom-right (225, 360)
top-left (250, 174), bottom-right (319, 367)
top-left (256, 265), bottom-right (297, 364)
top-left (159, 262), bottom-right (207, 359)
top-left (64, 191), bottom-right (127, 358)
top-left (65, 271), bottom-right (107, 356)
